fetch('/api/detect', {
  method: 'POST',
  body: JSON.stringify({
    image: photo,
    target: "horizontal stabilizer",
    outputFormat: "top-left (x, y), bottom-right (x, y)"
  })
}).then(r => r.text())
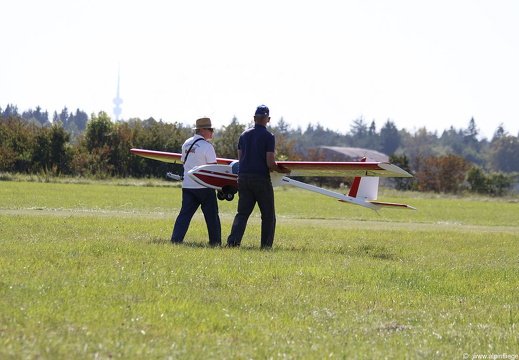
top-left (368, 201), bottom-right (417, 210)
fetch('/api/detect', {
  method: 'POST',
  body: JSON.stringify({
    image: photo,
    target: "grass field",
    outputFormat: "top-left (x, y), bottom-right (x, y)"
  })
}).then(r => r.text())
top-left (1, 180), bottom-right (518, 359)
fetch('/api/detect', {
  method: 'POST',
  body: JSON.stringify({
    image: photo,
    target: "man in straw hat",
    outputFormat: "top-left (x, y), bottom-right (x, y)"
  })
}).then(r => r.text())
top-left (226, 105), bottom-right (290, 249)
top-left (171, 117), bottom-right (221, 246)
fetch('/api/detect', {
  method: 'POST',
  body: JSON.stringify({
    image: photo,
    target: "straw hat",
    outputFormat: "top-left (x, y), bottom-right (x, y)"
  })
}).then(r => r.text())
top-left (193, 117), bottom-right (213, 129)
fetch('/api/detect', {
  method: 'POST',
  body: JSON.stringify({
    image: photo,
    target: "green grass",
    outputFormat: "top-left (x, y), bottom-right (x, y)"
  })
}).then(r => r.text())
top-left (1, 181), bottom-right (518, 359)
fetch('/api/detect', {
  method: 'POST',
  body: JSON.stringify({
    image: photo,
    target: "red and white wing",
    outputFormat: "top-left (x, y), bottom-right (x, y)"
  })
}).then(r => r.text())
top-left (130, 148), bottom-right (235, 165)
top-left (277, 161), bottom-right (412, 178)
top-left (131, 149), bottom-right (411, 178)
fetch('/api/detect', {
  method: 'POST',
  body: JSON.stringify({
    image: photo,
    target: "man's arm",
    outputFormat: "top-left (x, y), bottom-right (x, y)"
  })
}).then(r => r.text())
top-left (206, 144), bottom-right (218, 164)
top-left (266, 152), bottom-right (290, 174)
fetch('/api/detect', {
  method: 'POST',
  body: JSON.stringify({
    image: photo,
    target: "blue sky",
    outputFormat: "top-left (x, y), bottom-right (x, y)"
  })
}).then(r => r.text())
top-left (2, 0), bottom-right (518, 139)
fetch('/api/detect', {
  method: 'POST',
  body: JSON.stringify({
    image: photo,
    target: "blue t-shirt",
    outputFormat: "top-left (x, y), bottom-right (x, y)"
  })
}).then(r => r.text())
top-left (237, 124), bottom-right (276, 177)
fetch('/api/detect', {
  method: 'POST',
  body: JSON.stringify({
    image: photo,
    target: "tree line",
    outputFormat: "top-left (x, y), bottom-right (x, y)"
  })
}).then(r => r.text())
top-left (1, 104), bottom-right (518, 195)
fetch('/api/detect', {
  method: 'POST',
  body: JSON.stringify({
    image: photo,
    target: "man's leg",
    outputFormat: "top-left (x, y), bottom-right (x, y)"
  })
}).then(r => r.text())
top-left (199, 188), bottom-right (222, 246)
top-left (171, 189), bottom-right (200, 243)
top-left (227, 177), bottom-right (255, 247)
top-left (255, 179), bottom-right (276, 248)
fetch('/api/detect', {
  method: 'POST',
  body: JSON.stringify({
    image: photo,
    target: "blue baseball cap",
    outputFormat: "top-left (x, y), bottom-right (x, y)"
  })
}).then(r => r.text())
top-left (255, 105), bottom-right (269, 116)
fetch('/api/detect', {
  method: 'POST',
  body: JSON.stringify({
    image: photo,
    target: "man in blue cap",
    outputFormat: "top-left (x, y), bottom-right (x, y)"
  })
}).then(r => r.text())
top-left (227, 105), bottom-right (290, 248)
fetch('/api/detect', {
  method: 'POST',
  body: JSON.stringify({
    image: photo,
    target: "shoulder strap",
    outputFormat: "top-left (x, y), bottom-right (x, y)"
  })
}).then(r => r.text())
top-left (183, 137), bottom-right (205, 163)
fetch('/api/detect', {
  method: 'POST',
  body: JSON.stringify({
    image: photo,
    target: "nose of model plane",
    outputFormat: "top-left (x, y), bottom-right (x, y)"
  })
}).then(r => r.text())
top-left (230, 161), bottom-right (240, 174)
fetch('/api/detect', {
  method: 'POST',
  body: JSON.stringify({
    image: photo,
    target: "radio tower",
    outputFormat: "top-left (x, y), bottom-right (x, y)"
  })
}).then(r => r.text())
top-left (113, 66), bottom-right (123, 121)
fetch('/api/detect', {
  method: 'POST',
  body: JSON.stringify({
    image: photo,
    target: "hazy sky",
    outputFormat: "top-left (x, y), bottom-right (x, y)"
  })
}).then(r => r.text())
top-left (2, 0), bottom-right (518, 139)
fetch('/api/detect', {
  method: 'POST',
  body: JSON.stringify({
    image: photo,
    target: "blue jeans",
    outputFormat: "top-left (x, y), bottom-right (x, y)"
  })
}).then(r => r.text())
top-left (172, 188), bottom-right (221, 246)
top-left (227, 173), bottom-right (276, 248)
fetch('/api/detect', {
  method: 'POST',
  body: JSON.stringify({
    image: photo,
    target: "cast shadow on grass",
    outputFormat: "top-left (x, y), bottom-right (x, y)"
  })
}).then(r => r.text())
top-left (146, 238), bottom-right (225, 249)
top-left (146, 238), bottom-right (285, 252)
top-left (147, 238), bottom-right (170, 245)
top-left (147, 237), bottom-right (402, 260)
top-left (279, 243), bottom-right (401, 260)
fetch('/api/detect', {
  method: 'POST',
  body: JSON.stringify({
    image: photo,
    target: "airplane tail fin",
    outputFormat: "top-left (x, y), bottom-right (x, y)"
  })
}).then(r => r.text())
top-left (345, 158), bottom-right (416, 210)
top-left (348, 157), bottom-right (379, 199)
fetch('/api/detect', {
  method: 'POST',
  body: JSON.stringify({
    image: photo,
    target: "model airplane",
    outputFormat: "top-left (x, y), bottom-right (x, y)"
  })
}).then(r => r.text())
top-left (130, 148), bottom-right (416, 211)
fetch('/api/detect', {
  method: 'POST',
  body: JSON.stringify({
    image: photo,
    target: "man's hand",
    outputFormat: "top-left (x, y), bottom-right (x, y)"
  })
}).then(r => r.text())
top-left (277, 165), bottom-right (291, 174)
top-left (267, 152), bottom-right (290, 174)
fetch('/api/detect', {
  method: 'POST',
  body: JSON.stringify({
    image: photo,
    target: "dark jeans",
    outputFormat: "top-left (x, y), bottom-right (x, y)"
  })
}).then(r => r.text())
top-left (227, 173), bottom-right (276, 248)
top-left (172, 188), bottom-right (221, 246)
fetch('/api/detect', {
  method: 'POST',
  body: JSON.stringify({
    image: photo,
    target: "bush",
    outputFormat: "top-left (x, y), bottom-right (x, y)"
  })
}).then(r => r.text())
top-left (467, 166), bottom-right (516, 196)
